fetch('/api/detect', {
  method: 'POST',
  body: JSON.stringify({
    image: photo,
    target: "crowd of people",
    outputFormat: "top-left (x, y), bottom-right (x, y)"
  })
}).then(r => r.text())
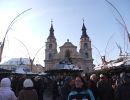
top-left (0, 72), bottom-right (130, 100)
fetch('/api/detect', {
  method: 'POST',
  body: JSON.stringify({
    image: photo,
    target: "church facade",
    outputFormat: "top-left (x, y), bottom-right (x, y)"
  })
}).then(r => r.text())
top-left (44, 22), bottom-right (94, 73)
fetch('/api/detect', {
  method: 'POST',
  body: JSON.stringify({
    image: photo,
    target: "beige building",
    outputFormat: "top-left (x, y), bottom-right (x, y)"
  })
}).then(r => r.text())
top-left (44, 22), bottom-right (94, 73)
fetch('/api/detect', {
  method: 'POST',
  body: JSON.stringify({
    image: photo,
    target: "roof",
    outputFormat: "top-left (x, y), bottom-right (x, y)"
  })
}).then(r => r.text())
top-left (1, 58), bottom-right (30, 65)
top-left (94, 55), bottom-right (130, 70)
top-left (53, 62), bottom-right (83, 71)
top-left (60, 39), bottom-right (76, 48)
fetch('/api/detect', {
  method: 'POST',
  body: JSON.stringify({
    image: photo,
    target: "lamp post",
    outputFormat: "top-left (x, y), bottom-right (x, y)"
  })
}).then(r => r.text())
top-left (0, 8), bottom-right (31, 62)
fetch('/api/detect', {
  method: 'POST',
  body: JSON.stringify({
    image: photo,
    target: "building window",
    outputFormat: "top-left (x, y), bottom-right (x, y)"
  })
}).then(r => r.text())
top-left (49, 44), bottom-right (52, 49)
top-left (85, 52), bottom-right (89, 58)
top-left (84, 43), bottom-right (88, 49)
top-left (48, 53), bottom-right (52, 60)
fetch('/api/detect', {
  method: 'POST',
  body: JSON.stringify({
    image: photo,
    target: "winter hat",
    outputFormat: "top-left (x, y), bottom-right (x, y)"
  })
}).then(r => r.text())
top-left (23, 79), bottom-right (33, 88)
top-left (100, 74), bottom-right (105, 78)
top-left (0, 78), bottom-right (11, 87)
top-left (90, 74), bottom-right (97, 80)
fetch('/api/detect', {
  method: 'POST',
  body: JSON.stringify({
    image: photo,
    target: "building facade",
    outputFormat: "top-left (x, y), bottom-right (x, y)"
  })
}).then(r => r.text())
top-left (44, 22), bottom-right (94, 73)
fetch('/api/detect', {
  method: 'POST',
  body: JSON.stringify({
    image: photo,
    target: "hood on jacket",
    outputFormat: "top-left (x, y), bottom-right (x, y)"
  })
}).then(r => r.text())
top-left (0, 78), bottom-right (11, 87)
top-left (23, 79), bottom-right (33, 88)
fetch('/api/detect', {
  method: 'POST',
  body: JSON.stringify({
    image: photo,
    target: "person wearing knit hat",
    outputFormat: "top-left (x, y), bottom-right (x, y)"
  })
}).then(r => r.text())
top-left (0, 78), bottom-right (17, 100)
top-left (115, 72), bottom-right (130, 100)
top-left (90, 74), bottom-right (97, 81)
top-left (99, 74), bottom-right (104, 78)
top-left (97, 74), bottom-right (114, 100)
top-left (18, 78), bottom-right (38, 100)
top-left (88, 74), bottom-right (99, 100)
top-left (23, 79), bottom-right (33, 88)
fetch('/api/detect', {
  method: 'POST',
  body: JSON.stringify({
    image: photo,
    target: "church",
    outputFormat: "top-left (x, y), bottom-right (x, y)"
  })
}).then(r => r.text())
top-left (44, 22), bottom-right (94, 73)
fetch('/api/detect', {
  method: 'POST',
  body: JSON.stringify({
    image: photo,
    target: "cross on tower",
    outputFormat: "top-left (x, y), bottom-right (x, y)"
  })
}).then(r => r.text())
top-left (82, 17), bottom-right (85, 23)
top-left (51, 19), bottom-right (53, 25)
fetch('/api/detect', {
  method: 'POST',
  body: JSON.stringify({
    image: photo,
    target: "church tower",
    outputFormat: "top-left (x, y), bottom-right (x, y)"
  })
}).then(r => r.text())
top-left (44, 21), bottom-right (94, 72)
top-left (79, 21), bottom-right (94, 72)
top-left (44, 22), bottom-right (57, 70)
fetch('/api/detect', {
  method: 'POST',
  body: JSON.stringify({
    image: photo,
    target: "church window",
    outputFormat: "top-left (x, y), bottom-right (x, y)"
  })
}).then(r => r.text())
top-left (84, 43), bottom-right (88, 49)
top-left (48, 53), bottom-right (52, 59)
top-left (49, 44), bottom-right (52, 49)
top-left (85, 52), bottom-right (89, 58)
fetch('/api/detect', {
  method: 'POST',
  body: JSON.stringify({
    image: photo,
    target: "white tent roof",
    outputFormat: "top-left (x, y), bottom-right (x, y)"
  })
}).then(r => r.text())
top-left (15, 68), bottom-right (26, 74)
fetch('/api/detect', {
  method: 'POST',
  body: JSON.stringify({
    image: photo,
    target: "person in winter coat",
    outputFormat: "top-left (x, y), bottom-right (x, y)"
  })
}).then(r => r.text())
top-left (18, 78), bottom-right (38, 100)
top-left (97, 74), bottom-right (114, 100)
top-left (68, 75), bottom-right (95, 100)
top-left (88, 74), bottom-right (99, 100)
top-left (115, 72), bottom-right (130, 100)
top-left (34, 77), bottom-right (45, 100)
top-left (61, 77), bottom-right (75, 100)
top-left (0, 78), bottom-right (17, 100)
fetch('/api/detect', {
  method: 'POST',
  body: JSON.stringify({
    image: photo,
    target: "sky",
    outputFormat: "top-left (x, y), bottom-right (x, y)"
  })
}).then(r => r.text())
top-left (0, 0), bottom-right (130, 66)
